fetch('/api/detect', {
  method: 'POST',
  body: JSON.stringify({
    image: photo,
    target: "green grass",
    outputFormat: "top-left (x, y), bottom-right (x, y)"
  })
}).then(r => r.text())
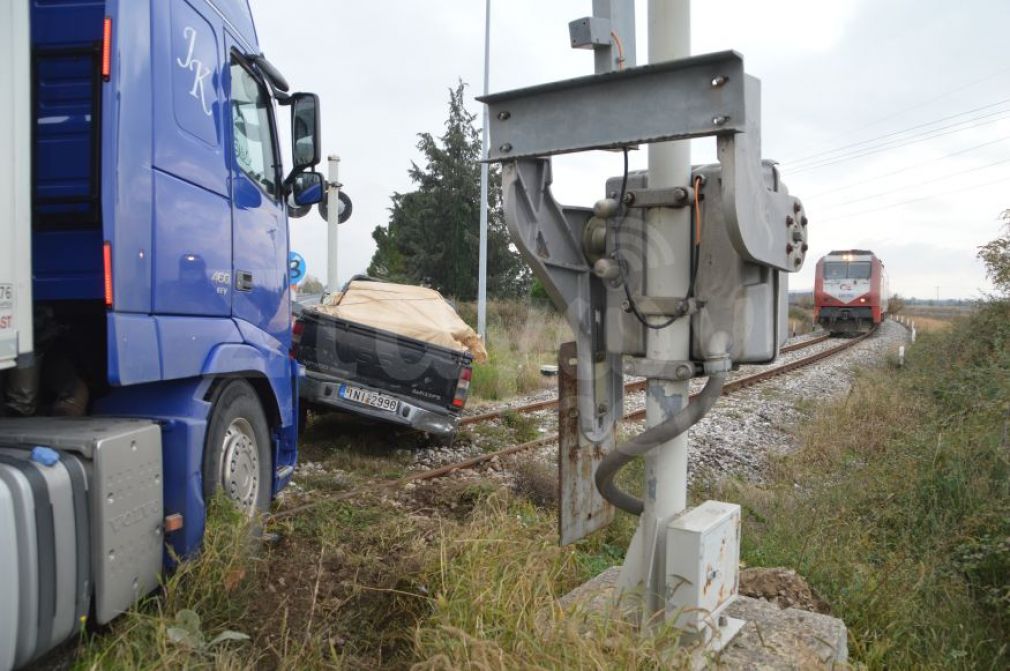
top-left (458, 299), bottom-right (569, 401)
top-left (74, 496), bottom-right (274, 669)
top-left (716, 299), bottom-right (1010, 669)
top-left (788, 305), bottom-right (815, 334)
top-left (411, 493), bottom-right (689, 670)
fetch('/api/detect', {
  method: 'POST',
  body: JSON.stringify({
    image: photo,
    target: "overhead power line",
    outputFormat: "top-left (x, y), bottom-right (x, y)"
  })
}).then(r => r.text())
top-left (807, 135), bottom-right (1010, 198)
top-left (815, 174), bottom-right (1010, 224)
top-left (786, 95), bottom-right (1010, 167)
top-left (781, 64), bottom-right (1010, 163)
top-left (816, 155), bottom-right (1010, 209)
top-left (788, 108), bottom-right (1010, 174)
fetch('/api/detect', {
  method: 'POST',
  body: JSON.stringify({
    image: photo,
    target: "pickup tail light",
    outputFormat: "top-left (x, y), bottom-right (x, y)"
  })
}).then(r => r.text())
top-left (452, 366), bottom-right (472, 409)
top-left (290, 319), bottom-right (304, 359)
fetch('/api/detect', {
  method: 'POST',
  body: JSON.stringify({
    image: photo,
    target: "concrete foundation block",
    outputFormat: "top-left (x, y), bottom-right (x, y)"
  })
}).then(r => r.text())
top-left (557, 567), bottom-right (849, 669)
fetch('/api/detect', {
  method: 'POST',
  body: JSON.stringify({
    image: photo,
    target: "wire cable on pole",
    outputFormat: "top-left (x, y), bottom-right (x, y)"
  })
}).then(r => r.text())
top-left (612, 147), bottom-right (681, 330)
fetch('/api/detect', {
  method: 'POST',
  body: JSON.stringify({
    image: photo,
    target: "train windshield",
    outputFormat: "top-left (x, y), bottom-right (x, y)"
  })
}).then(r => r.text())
top-left (823, 262), bottom-right (847, 279)
top-left (824, 261), bottom-right (872, 280)
top-left (848, 262), bottom-right (871, 279)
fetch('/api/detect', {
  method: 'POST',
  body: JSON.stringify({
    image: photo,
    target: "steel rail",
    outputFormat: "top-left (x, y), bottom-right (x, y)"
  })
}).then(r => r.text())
top-left (459, 332), bottom-right (831, 427)
top-left (420, 329), bottom-right (872, 481)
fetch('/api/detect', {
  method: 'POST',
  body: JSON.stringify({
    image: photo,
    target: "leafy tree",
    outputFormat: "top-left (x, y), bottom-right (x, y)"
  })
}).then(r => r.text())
top-left (298, 274), bottom-right (324, 294)
top-left (367, 82), bottom-right (530, 299)
top-left (978, 210), bottom-right (1010, 294)
top-left (888, 293), bottom-right (906, 315)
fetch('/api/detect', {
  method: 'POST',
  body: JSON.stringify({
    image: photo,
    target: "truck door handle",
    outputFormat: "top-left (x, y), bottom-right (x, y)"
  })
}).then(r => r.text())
top-left (235, 271), bottom-right (254, 292)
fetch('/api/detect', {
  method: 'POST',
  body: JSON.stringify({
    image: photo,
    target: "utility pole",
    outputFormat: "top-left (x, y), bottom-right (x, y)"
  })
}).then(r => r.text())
top-left (326, 155), bottom-right (341, 292)
top-left (477, 0), bottom-right (491, 338)
top-left (616, 0), bottom-right (693, 620)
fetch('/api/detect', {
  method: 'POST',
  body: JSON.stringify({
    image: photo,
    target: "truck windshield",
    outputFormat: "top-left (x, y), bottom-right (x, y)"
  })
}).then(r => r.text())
top-left (824, 261), bottom-right (871, 280)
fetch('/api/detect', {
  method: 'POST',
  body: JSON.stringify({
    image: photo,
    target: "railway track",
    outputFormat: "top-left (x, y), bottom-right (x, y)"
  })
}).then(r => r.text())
top-left (460, 332), bottom-right (832, 427)
top-left (438, 329), bottom-right (871, 478)
top-left (272, 329), bottom-right (872, 520)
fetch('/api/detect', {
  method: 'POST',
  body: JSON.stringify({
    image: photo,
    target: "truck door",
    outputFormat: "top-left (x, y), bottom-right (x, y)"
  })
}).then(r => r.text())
top-left (224, 37), bottom-right (290, 346)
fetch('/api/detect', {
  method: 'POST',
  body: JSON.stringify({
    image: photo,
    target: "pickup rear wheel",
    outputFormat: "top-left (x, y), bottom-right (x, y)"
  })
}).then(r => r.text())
top-left (203, 380), bottom-right (272, 514)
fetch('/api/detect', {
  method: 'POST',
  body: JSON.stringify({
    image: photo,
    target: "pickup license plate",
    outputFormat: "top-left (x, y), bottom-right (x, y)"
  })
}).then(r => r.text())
top-left (339, 384), bottom-right (400, 413)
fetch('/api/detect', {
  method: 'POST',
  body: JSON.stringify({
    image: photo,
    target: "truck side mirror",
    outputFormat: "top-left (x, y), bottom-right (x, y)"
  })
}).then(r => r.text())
top-left (291, 171), bottom-right (324, 207)
top-left (290, 93), bottom-right (321, 171)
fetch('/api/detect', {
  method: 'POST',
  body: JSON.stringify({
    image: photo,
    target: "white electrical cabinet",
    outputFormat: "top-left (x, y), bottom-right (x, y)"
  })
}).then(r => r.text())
top-left (665, 500), bottom-right (741, 638)
top-left (0, 0), bottom-right (33, 371)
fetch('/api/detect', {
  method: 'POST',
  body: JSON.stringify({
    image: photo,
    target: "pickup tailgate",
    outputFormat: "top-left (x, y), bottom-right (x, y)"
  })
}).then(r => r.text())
top-left (296, 309), bottom-right (471, 412)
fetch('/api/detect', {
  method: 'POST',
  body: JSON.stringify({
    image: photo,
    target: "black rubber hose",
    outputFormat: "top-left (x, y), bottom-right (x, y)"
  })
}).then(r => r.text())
top-left (595, 371), bottom-right (727, 516)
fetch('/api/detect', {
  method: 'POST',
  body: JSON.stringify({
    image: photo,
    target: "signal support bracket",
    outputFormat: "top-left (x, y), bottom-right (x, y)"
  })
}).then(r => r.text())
top-left (482, 50), bottom-right (806, 272)
top-left (481, 50), bottom-right (806, 444)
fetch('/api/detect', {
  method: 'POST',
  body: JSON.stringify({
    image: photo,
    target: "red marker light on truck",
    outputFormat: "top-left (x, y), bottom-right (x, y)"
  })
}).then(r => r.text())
top-left (102, 17), bottom-right (112, 80)
top-left (103, 241), bottom-right (113, 307)
top-left (452, 366), bottom-right (472, 409)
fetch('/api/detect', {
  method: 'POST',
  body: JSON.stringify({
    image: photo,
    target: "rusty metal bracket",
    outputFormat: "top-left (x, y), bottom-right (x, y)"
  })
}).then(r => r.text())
top-left (558, 342), bottom-right (615, 545)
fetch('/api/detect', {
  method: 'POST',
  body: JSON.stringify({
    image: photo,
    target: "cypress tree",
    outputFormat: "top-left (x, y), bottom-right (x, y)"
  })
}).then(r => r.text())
top-left (368, 82), bottom-right (530, 299)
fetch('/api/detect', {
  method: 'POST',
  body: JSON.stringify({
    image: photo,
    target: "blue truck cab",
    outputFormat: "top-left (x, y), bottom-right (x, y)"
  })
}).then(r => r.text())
top-left (0, 1), bottom-right (323, 665)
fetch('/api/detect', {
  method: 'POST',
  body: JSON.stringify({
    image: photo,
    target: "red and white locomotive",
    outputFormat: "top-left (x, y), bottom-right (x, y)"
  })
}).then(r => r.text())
top-left (814, 250), bottom-right (889, 334)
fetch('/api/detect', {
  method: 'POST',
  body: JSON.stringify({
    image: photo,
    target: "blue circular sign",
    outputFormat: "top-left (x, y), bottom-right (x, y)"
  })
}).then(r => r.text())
top-left (289, 251), bottom-right (306, 285)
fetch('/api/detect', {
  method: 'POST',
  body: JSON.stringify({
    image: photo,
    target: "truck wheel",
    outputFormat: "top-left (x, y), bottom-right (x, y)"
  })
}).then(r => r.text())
top-left (203, 380), bottom-right (272, 514)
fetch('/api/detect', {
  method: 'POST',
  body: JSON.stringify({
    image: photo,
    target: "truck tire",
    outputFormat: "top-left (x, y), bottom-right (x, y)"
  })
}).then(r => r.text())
top-left (203, 380), bottom-right (272, 514)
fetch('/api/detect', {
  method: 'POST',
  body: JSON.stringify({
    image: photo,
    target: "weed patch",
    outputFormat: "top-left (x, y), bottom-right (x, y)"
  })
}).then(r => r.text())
top-left (463, 300), bottom-right (568, 401)
top-left (412, 494), bottom-right (688, 669)
top-left (722, 300), bottom-right (1010, 668)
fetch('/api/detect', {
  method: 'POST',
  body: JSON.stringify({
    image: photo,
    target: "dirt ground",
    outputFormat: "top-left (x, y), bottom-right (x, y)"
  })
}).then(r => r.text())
top-left (738, 567), bottom-right (832, 614)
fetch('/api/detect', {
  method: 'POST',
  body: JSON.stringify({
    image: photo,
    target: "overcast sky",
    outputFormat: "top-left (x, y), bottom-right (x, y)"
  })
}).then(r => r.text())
top-left (251, 0), bottom-right (1010, 300)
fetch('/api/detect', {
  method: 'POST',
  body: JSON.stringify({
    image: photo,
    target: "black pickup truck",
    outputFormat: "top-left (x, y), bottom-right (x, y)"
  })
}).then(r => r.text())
top-left (293, 305), bottom-right (473, 436)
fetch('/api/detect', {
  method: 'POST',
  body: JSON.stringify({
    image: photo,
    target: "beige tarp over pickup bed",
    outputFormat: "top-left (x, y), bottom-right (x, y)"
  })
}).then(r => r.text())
top-left (309, 281), bottom-right (488, 363)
